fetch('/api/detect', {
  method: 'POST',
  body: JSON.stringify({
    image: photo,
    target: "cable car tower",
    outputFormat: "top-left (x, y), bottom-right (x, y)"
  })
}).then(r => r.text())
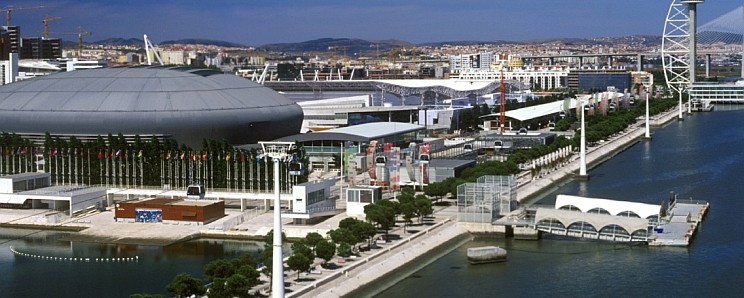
top-left (662, 0), bottom-right (704, 118)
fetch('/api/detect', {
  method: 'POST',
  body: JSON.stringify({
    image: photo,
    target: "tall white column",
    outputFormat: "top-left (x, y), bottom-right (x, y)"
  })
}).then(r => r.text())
top-left (678, 91), bottom-right (683, 120)
top-left (272, 158), bottom-right (284, 297)
top-left (645, 90), bottom-right (651, 138)
top-left (579, 103), bottom-right (587, 177)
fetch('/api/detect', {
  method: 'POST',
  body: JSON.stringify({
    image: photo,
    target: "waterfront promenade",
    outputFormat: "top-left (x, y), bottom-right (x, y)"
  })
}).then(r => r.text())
top-left (516, 108), bottom-right (680, 203)
top-left (0, 107), bottom-right (683, 297)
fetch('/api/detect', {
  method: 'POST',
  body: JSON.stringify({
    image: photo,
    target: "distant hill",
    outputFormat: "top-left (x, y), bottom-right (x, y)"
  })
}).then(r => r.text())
top-left (418, 35), bottom-right (663, 47)
top-left (66, 35), bottom-right (667, 51)
top-left (259, 38), bottom-right (415, 55)
top-left (92, 38), bottom-right (145, 46)
top-left (160, 38), bottom-right (248, 48)
top-left (418, 40), bottom-right (516, 47)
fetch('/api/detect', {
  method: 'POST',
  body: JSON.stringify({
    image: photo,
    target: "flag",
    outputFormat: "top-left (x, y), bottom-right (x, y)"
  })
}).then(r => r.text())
top-left (180, 151), bottom-right (186, 160)
top-left (226, 152), bottom-right (231, 161)
top-left (165, 151), bottom-right (171, 160)
top-left (201, 152), bottom-right (207, 161)
top-left (115, 149), bottom-right (122, 158)
top-left (138, 150), bottom-right (143, 159)
top-left (98, 151), bottom-right (103, 159)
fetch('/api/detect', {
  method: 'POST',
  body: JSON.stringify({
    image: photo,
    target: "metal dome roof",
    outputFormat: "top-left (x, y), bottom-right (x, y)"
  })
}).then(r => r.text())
top-left (0, 66), bottom-right (295, 112)
top-left (0, 67), bottom-right (304, 147)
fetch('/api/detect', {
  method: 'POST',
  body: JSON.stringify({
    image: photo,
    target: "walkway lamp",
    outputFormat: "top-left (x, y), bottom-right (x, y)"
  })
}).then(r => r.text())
top-left (579, 97), bottom-right (588, 178)
top-left (642, 80), bottom-right (652, 139)
top-left (259, 141), bottom-right (294, 298)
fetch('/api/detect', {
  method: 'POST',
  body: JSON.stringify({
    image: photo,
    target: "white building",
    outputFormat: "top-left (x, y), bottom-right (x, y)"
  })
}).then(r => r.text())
top-left (453, 66), bottom-right (569, 90)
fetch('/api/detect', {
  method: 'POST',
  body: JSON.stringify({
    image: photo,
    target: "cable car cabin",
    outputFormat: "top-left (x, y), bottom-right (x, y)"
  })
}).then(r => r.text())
top-left (463, 143), bottom-right (474, 152)
top-left (559, 111), bottom-right (566, 118)
top-left (375, 155), bottom-right (387, 166)
top-left (288, 153), bottom-right (304, 176)
top-left (547, 122), bottom-right (556, 129)
top-left (186, 184), bottom-right (205, 200)
top-left (419, 154), bottom-right (430, 163)
top-left (494, 140), bottom-right (504, 149)
top-left (288, 160), bottom-right (304, 176)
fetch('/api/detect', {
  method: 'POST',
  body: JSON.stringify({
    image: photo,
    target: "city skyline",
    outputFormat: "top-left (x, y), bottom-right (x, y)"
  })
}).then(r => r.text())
top-left (6, 0), bottom-right (744, 46)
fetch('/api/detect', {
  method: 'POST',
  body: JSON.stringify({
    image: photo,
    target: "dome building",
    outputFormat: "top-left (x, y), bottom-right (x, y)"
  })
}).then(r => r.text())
top-left (0, 66), bottom-right (303, 147)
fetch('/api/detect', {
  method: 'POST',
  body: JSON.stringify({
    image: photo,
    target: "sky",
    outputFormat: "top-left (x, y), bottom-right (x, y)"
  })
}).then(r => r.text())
top-left (7, 0), bottom-right (744, 46)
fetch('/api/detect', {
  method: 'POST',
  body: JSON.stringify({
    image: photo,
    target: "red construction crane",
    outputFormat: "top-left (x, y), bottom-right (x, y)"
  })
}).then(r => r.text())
top-left (1, 5), bottom-right (48, 26)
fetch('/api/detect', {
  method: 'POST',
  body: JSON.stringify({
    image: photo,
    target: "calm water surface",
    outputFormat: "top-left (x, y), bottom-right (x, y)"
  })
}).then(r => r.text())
top-left (0, 230), bottom-right (264, 297)
top-left (377, 107), bottom-right (744, 297)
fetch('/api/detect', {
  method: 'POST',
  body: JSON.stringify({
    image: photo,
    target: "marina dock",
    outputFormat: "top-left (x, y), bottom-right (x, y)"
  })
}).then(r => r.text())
top-left (649, 199), bottom-right (709, 246)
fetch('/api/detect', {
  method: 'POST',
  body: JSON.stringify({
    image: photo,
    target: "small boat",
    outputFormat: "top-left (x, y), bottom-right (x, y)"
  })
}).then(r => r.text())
top-left (467, 246), bottom-right (507, 264)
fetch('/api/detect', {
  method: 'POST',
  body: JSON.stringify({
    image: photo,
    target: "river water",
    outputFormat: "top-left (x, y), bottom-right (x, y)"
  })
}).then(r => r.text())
top-left (3, 107), bottom-right (744, 297)
top-left (376, 107), bottom-right (744, 297)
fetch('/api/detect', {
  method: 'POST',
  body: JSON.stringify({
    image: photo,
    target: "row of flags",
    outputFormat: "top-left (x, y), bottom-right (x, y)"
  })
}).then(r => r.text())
top-left (1, 147), bottom-right (38, 156)
top-left (163, 150), bottom-right (251, 162)
top-left (1, 147), bottom-right (306, 164)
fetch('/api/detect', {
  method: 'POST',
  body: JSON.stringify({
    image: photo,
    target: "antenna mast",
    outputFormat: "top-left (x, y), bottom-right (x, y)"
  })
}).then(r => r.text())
top-left (499, 70), bottom-right (506, 134)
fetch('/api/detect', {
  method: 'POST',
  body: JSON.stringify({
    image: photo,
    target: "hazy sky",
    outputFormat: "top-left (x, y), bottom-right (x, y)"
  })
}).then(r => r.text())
top-left (8, 0), bottom-right (744, 45)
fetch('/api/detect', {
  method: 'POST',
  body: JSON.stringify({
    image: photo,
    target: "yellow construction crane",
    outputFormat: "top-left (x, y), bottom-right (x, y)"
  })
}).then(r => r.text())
top-left (51, 27), bottom-right (92, 57)
top-left (42, 15), bottom-right (61, 39)
top-left (1, 5), bottom-right (47, 26)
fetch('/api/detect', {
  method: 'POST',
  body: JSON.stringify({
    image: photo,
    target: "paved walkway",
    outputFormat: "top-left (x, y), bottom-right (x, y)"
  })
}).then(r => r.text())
top-left (516, 108), bottom-right (680, 203)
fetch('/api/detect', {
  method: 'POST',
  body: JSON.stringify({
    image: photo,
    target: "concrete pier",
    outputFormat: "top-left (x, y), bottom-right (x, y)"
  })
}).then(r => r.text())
top-left (649, 199), bottom-right (709, 246)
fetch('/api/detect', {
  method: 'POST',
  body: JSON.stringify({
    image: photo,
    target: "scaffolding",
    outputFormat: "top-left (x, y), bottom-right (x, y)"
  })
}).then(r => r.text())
top-left (457, 175), bottom-right (516, 223)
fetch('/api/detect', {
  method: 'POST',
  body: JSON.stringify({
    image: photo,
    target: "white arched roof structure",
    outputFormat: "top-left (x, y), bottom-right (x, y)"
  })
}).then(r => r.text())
top-left (535, 208), bottom-right (650, 235)
top-left (555, 194), bottom-right (661, 219)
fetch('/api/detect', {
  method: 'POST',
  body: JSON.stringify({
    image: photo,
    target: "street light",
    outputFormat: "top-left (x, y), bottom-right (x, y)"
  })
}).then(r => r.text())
top-left (259, 141), bottom-right (294, 298)
top-left (642, 80), bottom-right (652, 139)
top-left (579, 97), bottom-right (588, 178)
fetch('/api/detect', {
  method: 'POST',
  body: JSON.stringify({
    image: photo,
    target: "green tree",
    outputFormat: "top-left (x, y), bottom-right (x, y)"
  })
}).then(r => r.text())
top-left (400, 203), bottom-right (416, 232)
top-left (259, 247), bottom-right (273, 284)
top-left (204, 259), bottom-right (236, 282)
top-left (424, 182), bottom-right (449, 203)
top-left (314, 239), bottom-right (336, 266)
top-left (328, 228), bottom-right (358, 246)
top-left (364, 203), bottom-right (395, 237)
top-left (235, 265), bottom-right (260, 289)
top-left (414, 195), bottom-right (433, 223)
top-left (225, 274), bottom-right (252, 298)
top-left (291, 241), bottom-right (315, 261)
top-left (337, 242), bottom-right (353, 258)
top-left (165, 273), bottom-right (205, 298)
top-left (305, 232), bottom-right (324, 249)
top-left (128, 294), bottom-right (164, 298)
top-left (287, 253), bottom-right (312, 280)
top-left (207, 278), bottom-right (230, 298)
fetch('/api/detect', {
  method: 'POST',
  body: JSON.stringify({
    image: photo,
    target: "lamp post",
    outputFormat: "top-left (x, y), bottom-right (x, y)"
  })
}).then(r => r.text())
top-left (579, 97), bottom-right (588, 178)
top-left (643, 81), bottom-right (652, 139)
top-left (259, 141), bottom-right (294, 298)
top-left (678, 90), bottom-right (684, 120)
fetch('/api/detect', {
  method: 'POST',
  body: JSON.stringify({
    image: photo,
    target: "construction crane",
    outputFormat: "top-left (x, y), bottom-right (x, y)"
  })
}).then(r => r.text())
top-left (51, 27), bottom-right (91, 57)
top-left (1, 5), bottom-right (47, 26)
top-left (42, 16), bottom-right (61, 39)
